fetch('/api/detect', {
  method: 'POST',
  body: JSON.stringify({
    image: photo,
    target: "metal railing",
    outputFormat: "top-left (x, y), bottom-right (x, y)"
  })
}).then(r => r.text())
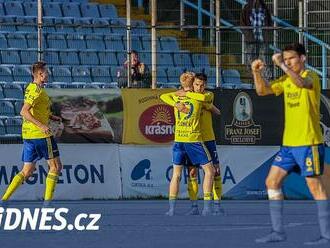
top-left (181, 0), bottom-right (330, 88)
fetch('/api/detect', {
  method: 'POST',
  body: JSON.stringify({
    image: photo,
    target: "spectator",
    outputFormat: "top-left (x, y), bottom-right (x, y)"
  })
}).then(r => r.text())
top-left (117, 50), bottom-right (150, 88)
top-left (240, 0), bottom-right (272, 79)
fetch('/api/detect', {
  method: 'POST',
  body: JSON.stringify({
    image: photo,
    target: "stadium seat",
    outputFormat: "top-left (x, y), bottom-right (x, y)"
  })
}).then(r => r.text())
top-left (0, 118), bottom-right (6, 135)
top-left (157, 53), bottom-right (174, 67)
top-left (62, 3), bottom-right (81, 18)
top-left (13, 66), bottom-right (31, 82)
top-left (20, 50), bottom-right (38, 64)
top-left (72, 66), bottom-right (92, 83)
top-left (67, 34), bottom-right (86, 49)
top-left (131, 20), bottom-right (148, 35)
top-left (59, 51), bottom-right (80, 65)
top-left (0, 2), bottom-right (4, 16)
top-left (92, 18), bottom-right (111, 34)
top-left (86, 34), bottom-right (106, 50)
top-left (167, 67), bottom-right (184, 83)
top-left (91, 66), bottom-right (112, 83)
top-left (4, 1), bottom-right (24, 16)
top-left (44, 50), bottom-right (60, 65)
top-left (157, 67), bottom-right (168, 83)
top-left (43, 2), bottom-right (63, 17)
top-left (0, 65), bottom-right (13, 82)
top-left (0, 34), bottom-right (7, 49)
top-left (52, 66), bottom-right (72, 82)
top-left (80, 3), bottom-right (100, 18)
top-left (204, 67), bottom-right (217, 86)
top-left (55, 17), bottom-right (75, 33)
top-left (141, 36), bottom-right (161, 51)
top-left (192, 54), bottom-right (210, 68)
top-left (43, 17), bottom-right (56, 33)
top-left (74, 18), bottom-right (93, 34)
top-left (110, 19), bottom-right (126, 35)
top-left (98, 51), bottom-right (118, 66)
top-left (104, 35), bottom-right (124, 51)
top-left (160, 37), bottom-right (180, 51)
top-left (1, 50), bottom-right (21, 64)
top-left (0, 16), bottom-right (16, 32)
top-left (23, 2), bottom-right (37, 16)
top-left (7, 33), bottom-right (28, 49)
top-left (139, 52), bottom-right (151, 66)
top-left (222, 69), bottom-right (242, 88)
top-left (79, 51), bottom-right (99, 65)
top-left (0, 100), bottom-right (15, 116)
top-left (47, 34), bottom-right (67, 49)
top-left (173, 52), bottom-right (193, 67)
top-left (116, 52), bottom-right (126, 66)
top-left (26, 33), bottom-right (38, 49)
top-left (14, 100), bottom-right (23, 116)
top-left (0, 86), bottom-right (4, 100)
top-left (5, 117), bottom-right (22, 135)
top-left (16, 16), bottom-right (37, 32)
top-left (99, 4), bottom-right (118, 19)
top-left (2, 84), bottom-right (23, 99)
top-left (123, 36), bottom-right (143, 51)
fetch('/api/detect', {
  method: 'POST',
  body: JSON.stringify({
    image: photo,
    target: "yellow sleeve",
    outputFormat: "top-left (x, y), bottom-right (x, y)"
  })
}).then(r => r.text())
top-left (302, 70), bottom-right (320, 91)
top-left (186, 92), bottom-right (207, 102)
top-left (24, 84), bottom-right (41, 106)
top-left (270, 75), bottom-right (286, 96)
top-left (160, 92), bottom-right (176, 107)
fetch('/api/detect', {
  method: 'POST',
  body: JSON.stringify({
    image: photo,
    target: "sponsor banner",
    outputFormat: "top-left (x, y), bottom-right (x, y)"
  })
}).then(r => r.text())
top-left (47, 88), bottom-right (123, 143)
top-left (212, 89), bottom-right (330, 146)
top-left (119, 145), bottom-right (280, 198)
top-left (0, 144), bottom-right (121, 200)
top-left (212, 89), bottom-right (284, 145)
top-left (121, 89), bottom-right (175, 145)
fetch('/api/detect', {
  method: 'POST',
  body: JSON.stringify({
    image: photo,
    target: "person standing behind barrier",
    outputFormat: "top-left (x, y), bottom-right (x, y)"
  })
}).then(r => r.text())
top-left (0, 61), bottom-right (63, 207)
top-left (241, 0), bottom-right (272, 80)
top-left (252, 43), bottom-right (330, 245)
top-left (160, 72), bottom-right (215, 216)
top-left (117, 50), bottom-right (150, 88)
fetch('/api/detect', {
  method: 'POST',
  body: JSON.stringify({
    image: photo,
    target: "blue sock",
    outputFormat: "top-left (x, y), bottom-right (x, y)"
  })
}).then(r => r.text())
top-left (269, 200), bottom-right (284, 233)
top-left (317, 200), bottom-right (330, 239)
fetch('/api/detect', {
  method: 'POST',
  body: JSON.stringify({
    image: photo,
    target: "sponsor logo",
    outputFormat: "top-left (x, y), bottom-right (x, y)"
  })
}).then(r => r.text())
top-left (131, 160), bottom-right (153, 188)
top-left (0, 165), bottom-right (104, 185)
top-left (0, 207), bottom-right (101, 231)
top-left (225, 92), bottom-right (262, 144)
top-left (139, 104), bottom-right (175, 143)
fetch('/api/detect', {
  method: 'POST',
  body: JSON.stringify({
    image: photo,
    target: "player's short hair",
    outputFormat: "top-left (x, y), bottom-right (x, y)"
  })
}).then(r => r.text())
top-left (180, 71), bottom-right (195, 88)
top-left (283, 43), bottom-right (306, 56)
top-left (32, 61), bottom-right (47, 75)
top-left (194, 73), bottom-right (207, 83)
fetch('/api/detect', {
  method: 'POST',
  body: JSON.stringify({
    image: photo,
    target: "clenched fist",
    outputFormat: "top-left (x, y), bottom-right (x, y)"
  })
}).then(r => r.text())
top-left (272, 53), bottom-right (284, 67)
top-left (251, 59), bottom-right (265, 72)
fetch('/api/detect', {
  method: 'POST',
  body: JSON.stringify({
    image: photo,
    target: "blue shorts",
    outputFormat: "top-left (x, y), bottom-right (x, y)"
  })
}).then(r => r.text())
top-left (22, 136), bottom-right (60, 163)
top-left (172, 142), bottom-right (211, 166)
top-left (204, 140), bottom-right (219, 165)
top-left (272, 145), bottom-right (324, 177)
top-left (325, 146), bottom-right (330, 164)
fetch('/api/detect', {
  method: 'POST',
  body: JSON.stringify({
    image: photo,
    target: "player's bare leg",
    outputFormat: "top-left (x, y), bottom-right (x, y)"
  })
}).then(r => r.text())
top-left (166, 165), bottom-right (182, 216)
top-left (201, 162), bottom-right (215, 216)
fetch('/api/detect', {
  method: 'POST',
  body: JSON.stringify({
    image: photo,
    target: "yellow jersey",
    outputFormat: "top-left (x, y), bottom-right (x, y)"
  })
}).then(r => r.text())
top-left (22, 83), bottom-right (52, 139)
top-left (160, 92), bottom-right (206, 142)
top-left (270, 70), bottom-right (323, 146)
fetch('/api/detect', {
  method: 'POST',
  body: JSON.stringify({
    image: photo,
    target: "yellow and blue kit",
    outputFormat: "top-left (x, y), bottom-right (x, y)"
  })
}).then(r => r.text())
top-left (270, 70), bottom-right (324, 176)
top-left (160, 91), bottom-right (211, 166)
top-left (21, 83), bottom-right (59, 162)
